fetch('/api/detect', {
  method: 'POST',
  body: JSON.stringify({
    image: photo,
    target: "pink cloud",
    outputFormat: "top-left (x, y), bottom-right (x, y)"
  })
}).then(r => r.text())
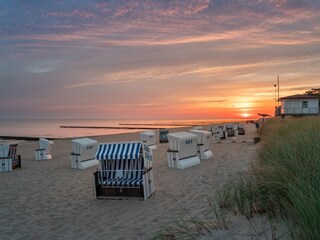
top-left (48, 9), bottom-right (96, 19)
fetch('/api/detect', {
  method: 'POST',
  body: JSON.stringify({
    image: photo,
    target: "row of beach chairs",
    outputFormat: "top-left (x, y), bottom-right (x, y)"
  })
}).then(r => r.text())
top-left (0, 136), bottom-right (155, 200)
top-left (1, 124), bottom-right (244, 200)
top-left (208, 123), bottom-right (246, 141)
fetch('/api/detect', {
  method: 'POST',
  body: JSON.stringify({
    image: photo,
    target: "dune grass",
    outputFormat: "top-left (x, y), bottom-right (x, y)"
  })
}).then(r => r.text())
top-left (216, 116), bottom-right (320, 239)
top-left (153, 117), bottom-right (320, 239)
top-left (255, 117), bottom-right (320, 239)
top-left (150, 215), bottom-right (228, 240)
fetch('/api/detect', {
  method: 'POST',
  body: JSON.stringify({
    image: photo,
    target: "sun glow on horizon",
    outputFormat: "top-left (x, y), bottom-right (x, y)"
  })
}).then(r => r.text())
top-left (241, 113), bottom-right (251, 118)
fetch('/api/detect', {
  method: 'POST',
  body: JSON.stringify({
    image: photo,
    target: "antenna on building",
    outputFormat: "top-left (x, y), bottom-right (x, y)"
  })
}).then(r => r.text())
top-left (274, 84), bottom-right (277, 108)
top-left (277, 75), bottom-right (280, 107)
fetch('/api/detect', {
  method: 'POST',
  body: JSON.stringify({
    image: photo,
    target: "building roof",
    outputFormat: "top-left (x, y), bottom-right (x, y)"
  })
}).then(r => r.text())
top-left (279, 94), bottom-right (320, 100)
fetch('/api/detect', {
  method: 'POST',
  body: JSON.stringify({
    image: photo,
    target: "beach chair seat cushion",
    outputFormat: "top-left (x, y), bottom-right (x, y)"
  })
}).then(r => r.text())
top-left (101, 167), bottom-right (144, 187)
top-left (102, 178), bottom-right (143, 187)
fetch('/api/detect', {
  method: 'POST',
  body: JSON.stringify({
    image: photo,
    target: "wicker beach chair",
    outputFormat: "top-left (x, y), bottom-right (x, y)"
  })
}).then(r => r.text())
top-left (237, 124), bottom-right (246, 135)
top-left (167, 132), bottom-right (201, 169)
top-left (0, 144), bottom-right (11, 172)
top-left (139, 131), bottom-right (157, 150)
top-left (159, 128), bottom-right (169, 143)
top-left (35, 138), bottom-right (54, 160)
top-left (71, 138), bottom-right (99, 169)
top-left (189, 130), bottom-right (213, 160)
top-left (94, 141), bottom-right (155, 200)
top-left (226, 124), bottom-right (235, 137)
top-left (0, 144), bottom-right (21, 172)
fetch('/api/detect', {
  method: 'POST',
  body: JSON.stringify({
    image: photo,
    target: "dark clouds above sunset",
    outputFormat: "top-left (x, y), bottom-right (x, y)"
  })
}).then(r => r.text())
top-left (1, 0), bottom-right (320, 119)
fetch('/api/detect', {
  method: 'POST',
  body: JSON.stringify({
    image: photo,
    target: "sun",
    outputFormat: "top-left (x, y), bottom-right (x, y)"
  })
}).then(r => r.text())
top-left (241, 113), bottom-right (250, 118)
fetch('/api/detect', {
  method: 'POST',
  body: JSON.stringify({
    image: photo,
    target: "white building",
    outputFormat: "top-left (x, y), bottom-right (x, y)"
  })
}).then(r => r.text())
top-left (280, 94), bottom-right (320, 116)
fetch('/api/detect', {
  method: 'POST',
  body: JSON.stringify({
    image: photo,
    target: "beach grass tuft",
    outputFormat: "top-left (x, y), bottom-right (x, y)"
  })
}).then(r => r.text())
top-left (151, 216), bottom-right (224, 240)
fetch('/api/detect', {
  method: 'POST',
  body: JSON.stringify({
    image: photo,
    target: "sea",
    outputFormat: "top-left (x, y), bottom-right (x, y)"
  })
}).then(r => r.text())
top-left (0, 118), bottom-right (245, 139)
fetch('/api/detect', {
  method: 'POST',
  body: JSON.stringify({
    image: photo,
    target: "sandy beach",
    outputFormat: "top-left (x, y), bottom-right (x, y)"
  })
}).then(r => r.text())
top-left (0, 123), bottom-right (276, 240)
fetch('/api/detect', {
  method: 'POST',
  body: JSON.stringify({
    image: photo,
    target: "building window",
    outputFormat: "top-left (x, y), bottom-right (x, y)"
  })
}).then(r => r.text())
top-left (302, 101), bottom-right (308, 108)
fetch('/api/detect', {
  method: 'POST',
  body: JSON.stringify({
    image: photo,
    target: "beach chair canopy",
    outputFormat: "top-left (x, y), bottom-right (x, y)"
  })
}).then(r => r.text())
top-left (96, 142), bottom-right (142, 161)
top-left (0, 144), bottom-right (18, 158)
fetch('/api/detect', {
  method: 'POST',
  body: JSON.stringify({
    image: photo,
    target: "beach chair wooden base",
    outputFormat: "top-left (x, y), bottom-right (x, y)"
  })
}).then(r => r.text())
top-left (97, 186), bottom-right (145, 199)
top-left (93, 171), bottom-right (153, 200)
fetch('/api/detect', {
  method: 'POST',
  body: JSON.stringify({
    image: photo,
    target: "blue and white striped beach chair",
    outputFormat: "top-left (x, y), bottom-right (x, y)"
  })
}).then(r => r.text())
top-left (93, 141), bottom-right (154, 200)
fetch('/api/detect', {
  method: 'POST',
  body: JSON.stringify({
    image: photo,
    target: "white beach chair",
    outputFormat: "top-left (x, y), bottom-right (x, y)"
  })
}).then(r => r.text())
top-left (71, 138), bottom-right (99, 169)
top-left (0, 144), bottom-right (22, 172)
top-left (237, 124), bottom-right (246, 135)
top-left (226, 124), bottom-right (235, 137)
top-left (167, 132), bottom-right (200, 169)
top-left (35, 138), bottom-right (54, 160)
top-left (189, 130), bottom-right (213, 160)
top-left (159, 129), bottom-right (169, 143)
top-left (139, 130), bottom-right (157, 150)
top-left (217, 125), bottom-right (226, 139)
top-left (211, 126), bottom-right (222, 141)
top-left (207, 125), bottom-right (214, 135)
top-left (94, 141), bottom-right (155, 200)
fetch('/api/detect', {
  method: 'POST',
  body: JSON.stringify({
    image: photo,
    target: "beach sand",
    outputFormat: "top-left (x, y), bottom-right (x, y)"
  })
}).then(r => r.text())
top-left (0, 123), bottom-right (280, 240)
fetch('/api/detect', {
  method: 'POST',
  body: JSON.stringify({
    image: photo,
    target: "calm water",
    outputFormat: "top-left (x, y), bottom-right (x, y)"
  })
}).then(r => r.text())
top-left (0, 119), bottom-right (245, 139)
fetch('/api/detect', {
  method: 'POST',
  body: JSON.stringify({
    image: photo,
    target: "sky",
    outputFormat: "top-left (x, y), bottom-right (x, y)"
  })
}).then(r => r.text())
top-left (1, 0), bottom-right (320, 120)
